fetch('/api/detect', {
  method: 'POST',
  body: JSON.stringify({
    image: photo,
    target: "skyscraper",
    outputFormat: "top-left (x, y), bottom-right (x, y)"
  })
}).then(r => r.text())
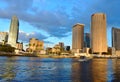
top-left (8, 16), bottom-right (19, 48)
top-left (84, 33), bottom-right (90, 48)
top-left (91, 13), bottom-right (107, 54)
top-left (72, 23), bottom-right (84, 53)
top-left (112, 27), bottom-right (120, 50)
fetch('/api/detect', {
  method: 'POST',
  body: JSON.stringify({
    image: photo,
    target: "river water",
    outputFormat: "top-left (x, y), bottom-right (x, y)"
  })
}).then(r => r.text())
top-left (0, 57), bottom-right (120, 82)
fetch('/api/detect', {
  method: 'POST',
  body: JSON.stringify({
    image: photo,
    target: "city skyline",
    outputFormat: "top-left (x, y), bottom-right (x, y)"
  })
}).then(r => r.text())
top-left (0, 0), bottom-right (120, 48)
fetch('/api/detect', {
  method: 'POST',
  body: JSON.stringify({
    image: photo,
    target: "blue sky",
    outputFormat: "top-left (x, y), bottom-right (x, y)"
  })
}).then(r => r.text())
top-left (0, 0), bottom-right (120, 49)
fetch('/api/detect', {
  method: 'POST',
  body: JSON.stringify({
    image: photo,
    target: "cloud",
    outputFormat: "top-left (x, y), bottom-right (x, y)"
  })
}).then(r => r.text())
top-left (18, 31), bottom-right (48, 42)
top-left (0, 0), bottom-right (73, 38)
top-left (44, 41), bottom-right (54, 44)
top-left (0, 0), bottom-right (120, 40)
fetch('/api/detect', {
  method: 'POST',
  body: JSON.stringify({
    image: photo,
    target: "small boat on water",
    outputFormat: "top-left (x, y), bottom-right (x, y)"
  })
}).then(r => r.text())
top-left (78, 56), bottom-right (91, 62)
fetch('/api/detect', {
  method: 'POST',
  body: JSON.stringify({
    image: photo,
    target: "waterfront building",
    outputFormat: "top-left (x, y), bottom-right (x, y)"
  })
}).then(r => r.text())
top-left (16, 42), bottom-right (23, 50)
top-left (84, 33), bottom-right (90, 48)
top-left (91, 13), bottom-right (107, 54)
top-left (112, 27), bottom-right (120, 50)
top-left (29, 38), bottom-right (44, 53)
top-left (46, 47), bottom-right (52, 54)
top-left (0, 32), bottom-right (8, 44)
top-left (72, 23), bottom-right (84, 53)
top-left (65, 46), bottom-right (70, 51)
top-left (59, 42), bottom-right (64, 48)
top-left (112, 27), bottom-right (120, 55)
top-left (52, 44), bottom-right (61, 54)
top-left (8, 16), bottom-right (19, 48)
top-left (59, 42), bottom-right (64, 51)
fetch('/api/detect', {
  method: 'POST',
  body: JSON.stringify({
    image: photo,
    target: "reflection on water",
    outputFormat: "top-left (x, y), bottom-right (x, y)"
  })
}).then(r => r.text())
top-left (0, 57), bottom-right (120, 82)
top-left (91, 59), bottom-right (108, 82)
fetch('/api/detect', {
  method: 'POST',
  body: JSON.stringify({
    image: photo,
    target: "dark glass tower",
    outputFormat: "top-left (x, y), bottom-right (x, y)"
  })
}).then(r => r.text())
top-left (112, 27), bottom-right (120, 50)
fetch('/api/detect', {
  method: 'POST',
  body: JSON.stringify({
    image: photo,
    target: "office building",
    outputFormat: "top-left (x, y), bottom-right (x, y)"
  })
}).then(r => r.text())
top-left (59, 42), bottom-right (64, 51)
top-left (112, 27), bottom-right (120, 50)
top-left (91, 13), bottom-right (107, 54)
top-left (16, 42), bottom-right (23, 50)
top-left (29, 38), bottom-right (44, 52)
top-left (8, 16), bottom-right (19, 48)
top-left (65, 46), bottom-right (70, 51)
top-left (84, 33), bottom-right (90, 48)
top-left (0, 32), bottom-right (8, 44)
top-left (72, 23), bottom-right (84, 53)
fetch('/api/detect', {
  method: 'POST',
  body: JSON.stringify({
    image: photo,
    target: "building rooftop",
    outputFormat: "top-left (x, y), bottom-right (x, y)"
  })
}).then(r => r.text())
top-left (73, 23), bottom-right (84, 28)
top-left (92, 13), bottom-right (105, 16)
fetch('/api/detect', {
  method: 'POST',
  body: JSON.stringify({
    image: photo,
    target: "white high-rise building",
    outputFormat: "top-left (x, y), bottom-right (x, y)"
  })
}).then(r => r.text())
top-left (8, 16), bottom-right (19, 47)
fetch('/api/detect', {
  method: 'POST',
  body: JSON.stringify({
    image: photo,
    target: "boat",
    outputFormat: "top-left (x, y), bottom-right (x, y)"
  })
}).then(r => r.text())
top-left (78, 56), bottom-right (91, 62)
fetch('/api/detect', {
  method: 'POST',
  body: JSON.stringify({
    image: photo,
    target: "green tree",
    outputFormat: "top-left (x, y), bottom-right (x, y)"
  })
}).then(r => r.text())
top-left (0, 45), bottom-right (15, 52)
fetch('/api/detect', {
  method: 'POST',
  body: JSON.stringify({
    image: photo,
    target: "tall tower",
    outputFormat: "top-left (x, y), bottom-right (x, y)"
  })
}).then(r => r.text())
top-left (91, 13), bottom-right (107, 54)
top-left (8, 16), bottom-right (19, 48)
top-left (72, 23), bottom-right (84, 53)
top-left (112, 27), bottom-right (120, 50)
top-left (84, 33), bottom-right (90, 48)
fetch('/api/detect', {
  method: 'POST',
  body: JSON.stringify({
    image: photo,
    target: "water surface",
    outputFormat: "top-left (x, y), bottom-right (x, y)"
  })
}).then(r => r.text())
top-left (0, 57), bottom-right (120, 82)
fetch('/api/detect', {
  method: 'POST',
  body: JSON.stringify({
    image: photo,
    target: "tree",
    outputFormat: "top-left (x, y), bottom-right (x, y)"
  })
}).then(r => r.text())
top-left (0, 45), bottom-right (15, 53)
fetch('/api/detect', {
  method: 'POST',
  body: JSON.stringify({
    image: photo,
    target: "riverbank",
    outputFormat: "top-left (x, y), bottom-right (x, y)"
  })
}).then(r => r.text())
top-left (0, 53), bottom-right (77, 58)
top-left (0, 52), bottom-right (120, 59)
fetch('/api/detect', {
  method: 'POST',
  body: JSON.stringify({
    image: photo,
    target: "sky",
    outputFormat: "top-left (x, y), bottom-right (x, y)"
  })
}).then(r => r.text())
top-left (0, 0), bottom-right (120, 49)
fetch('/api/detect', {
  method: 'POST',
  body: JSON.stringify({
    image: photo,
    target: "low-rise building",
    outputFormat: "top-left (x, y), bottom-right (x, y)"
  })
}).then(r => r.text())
top-left (28, 38), bottom-right (44, 53)
top-left (0, 32), bottom-right (8, 45)
top-left (16, 42), bottom-right (23, 50)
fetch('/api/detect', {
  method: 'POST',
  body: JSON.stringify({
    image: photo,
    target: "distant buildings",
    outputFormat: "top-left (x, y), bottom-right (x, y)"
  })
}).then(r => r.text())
top-left (84, 33), bottom-right (90, 48)
top-left (52, 44), bottom-right (61, 54)
top-left (0, 32), bottom-right (8, 44)
top-left (16, 42), bottom-right (23, 51)
top-left (112, 27), bottom-right (120, 55)
top-left (1, 13), bottom-right (120, 56)
top-left (28, 38), bottom-right (44, 53)
top-left (59, 42), bottom-right (64, 51)
top-left (72, 23), bottom-right (84, 53)
top-left (8, 16), bottom-right (19, 48)
top-left (91, 13), bottom-right (107, 54)
top-left (112, 27), bottom-right (120, 50)
top-left (46, 42), bottom-right (71, 55)
top-left (65, 46), bottom-right (70, 51)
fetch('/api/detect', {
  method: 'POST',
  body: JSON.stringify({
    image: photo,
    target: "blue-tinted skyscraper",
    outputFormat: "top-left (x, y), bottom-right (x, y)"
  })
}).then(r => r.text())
top-left (84, 33), bottom-right (90, 48)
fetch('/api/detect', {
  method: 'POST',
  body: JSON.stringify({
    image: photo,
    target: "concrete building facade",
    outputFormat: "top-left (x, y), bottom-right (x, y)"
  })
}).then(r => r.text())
top-left (91, 13), bottom-right (107, 54)
top-left (8, 16), bottom-right (19, 48)
top-left (16, 42), bottom-right (23, 50)
top-left (0, 32), bottom-right (8, 44)
top-left (72, 23), bottom-right (84, 53)
top-left (59, 42), bottom-right (64, 51)
top-left (29, 38), bottom-right (44, 53)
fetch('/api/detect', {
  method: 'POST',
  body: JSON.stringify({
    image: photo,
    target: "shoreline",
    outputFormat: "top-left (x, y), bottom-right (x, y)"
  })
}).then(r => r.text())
top-left (0, 54), bottom-right (120, 59)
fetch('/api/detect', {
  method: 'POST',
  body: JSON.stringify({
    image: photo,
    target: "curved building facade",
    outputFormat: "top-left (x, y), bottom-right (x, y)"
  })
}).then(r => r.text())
top-left (72, 23), bottom-right (84, 53)
top-left (8, 16), bottom-right (19, 48)
top-left (91, 13), bottom-right (107, 54)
